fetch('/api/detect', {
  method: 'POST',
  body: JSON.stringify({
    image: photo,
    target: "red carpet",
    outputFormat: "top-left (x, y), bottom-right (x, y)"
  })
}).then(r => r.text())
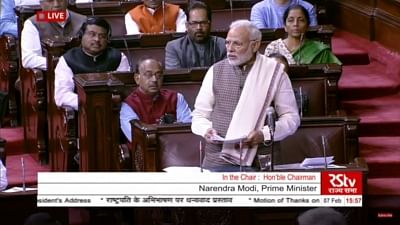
top-left (0, 127), bottom-right (24, 155)
top-left (6, 153), bottom-right (50, 187)
top-left (341, 95), bottom-right (400, 136)
top-left (332, 30), bottom-right (400, 206)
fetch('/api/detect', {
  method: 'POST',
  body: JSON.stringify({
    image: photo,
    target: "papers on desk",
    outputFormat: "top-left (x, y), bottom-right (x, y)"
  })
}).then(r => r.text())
top-left (210, 135), bottom-right (247, 144)
top-left (301, 156), bottom-right (335, 168)
top-left (163, 166), bottom-right (211, 173)
top-left (275, 162), bottom-right (347, 170)
top-left (275, 156), bottom-right (348, 170)
top-left (2, 186), bottom-right (37, 193)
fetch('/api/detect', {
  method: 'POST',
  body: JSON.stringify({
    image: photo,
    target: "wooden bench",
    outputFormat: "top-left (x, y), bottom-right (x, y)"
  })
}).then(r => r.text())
top-left (0, 35), bottom-right (19, 126)
top-left (130, 116), bottom-right (360, 172)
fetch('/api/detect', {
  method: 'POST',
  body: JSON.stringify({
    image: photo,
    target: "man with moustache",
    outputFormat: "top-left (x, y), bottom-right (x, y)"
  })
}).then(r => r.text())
top-left (54, 17), bottom-right (130, 110)
top-left (165, 1), bottom-right (226, 69)
top-left (191, 20), bottom-right (300, 171)
top-left (125, 0), bottom-right (187, 34)
top-left (120, 57), bottom-right (192, 143)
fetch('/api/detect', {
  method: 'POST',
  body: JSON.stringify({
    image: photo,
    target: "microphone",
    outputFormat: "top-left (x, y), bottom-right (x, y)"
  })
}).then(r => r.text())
top-left (229, 0), bottom-right (233, 23)
top-left (266, 106), bottom-right (276, 171)
top-left (299, 86), bottom-right (303, 118)
top-left (239, 139), bottom-right (243, 172)
top-left (162, 0), bottom-right (165, 33)
top-left (21, 157), bottom-right (26, 192)
top-left (266, 106), bottom-right (276, 135)
top-left (90, 1), bottom-right (94, 17)
top-left (123, 38), bottom-right (134, 72)
top-left (297, 33), bottom-right (304, 65)
top-left (199, 140), bottom-right (203, 172)
top-left (321, 135), bottom-right (328, 169)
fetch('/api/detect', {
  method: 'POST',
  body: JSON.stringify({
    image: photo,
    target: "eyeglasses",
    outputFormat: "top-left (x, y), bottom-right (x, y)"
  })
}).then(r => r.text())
top-left (187, 20), bottom-right (210, 27)
top-left (140, 72), bottom-right (163, 80)
top-left (225, 39), bottom-right (257, 50)
top-left (84, 31), bottom-right (108, 40)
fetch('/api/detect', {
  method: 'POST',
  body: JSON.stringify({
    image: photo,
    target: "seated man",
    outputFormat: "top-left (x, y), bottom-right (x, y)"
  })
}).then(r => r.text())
top-left (21, 0), bottom-right (86, 70)
top-left (120, 58), bottom-right (192, 142)
top-left (0, 0), bottom-right (18, 37)
top-left (54, 17), bottom-right (130, 110)
top-left (250, 0), bottom-right (317, 29)
top-left (165, 1), bottom-right (226, 69)
top-left (191, 20), bottom-right (300, 170)
top-left (125, 0), bottom-right (187, 35)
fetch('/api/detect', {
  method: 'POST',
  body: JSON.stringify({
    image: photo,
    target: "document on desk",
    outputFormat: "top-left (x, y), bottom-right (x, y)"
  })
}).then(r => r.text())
top-left (210, 135), bottom-right (247, 144)
top-left (163, 166), bottom-right (211, 173)
top-left (2, 186), bottom-right (37, 193)
top-left (301, 156), bottom-right (334, 167)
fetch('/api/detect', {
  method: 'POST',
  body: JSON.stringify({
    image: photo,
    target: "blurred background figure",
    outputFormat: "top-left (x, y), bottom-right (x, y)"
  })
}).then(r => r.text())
top-left (251, 0), bottom-right (317, 29)
top-left (24, 212), bottom-right (62, 225)
top-left (125, 0), bottom-right (187, 34)
top-left (297, 207), bottom-right (347, 225)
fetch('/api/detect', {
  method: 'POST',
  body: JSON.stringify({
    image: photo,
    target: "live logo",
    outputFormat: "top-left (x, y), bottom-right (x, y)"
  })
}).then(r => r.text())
top-left (36, 10), bottom-right (67, 22)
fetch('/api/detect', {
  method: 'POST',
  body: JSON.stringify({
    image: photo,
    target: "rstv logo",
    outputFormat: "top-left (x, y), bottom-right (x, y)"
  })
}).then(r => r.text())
top-left (321, 171), bottom-right (363, 195)
top-left (36, 10), bottom-right (67, 23)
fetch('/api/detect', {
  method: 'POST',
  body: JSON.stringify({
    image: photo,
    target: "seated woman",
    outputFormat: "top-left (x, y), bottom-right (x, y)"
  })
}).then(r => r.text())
top-left (264, 4), bottom-right (341, 65)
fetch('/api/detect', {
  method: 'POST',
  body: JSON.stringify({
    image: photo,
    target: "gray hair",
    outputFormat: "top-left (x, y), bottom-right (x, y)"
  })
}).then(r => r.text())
top-left (229, 20), bottom-right (262, 41)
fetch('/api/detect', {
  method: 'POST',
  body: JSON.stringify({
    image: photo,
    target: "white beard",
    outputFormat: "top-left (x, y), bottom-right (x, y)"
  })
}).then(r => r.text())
top-left (227, 48), bottom-right (255, 66)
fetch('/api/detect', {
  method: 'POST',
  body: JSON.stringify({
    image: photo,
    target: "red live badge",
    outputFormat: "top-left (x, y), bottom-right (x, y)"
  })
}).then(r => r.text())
top-left (36, 10), bottom-right (67, 22)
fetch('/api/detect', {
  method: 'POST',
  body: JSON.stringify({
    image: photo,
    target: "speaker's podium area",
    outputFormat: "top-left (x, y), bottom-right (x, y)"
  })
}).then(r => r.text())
top-left (1, 0), bottom-right (400, 225)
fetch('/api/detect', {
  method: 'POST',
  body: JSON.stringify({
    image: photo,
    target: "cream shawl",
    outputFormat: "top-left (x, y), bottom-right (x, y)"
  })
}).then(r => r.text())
top-left (220, 53), bottom-right (283, 166)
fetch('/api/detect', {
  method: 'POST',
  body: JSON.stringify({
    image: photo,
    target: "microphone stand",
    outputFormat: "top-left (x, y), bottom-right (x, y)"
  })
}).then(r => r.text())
top-left (123, 38), bottom-right (134, 72)
top-left (299, 86), bottom-right (303, 118)
top-left (297, 33), bottom-right (304, 65)
top-left (199, 140), bottom-right (203, 173)
top-left (269, 129), bottom-right (274, 171)
top-left (162, 0), bottom-right (165, 33)
top-left (90, 2), bottom-right (94, 17)
top-left (239, 140), bottom-right (243, 172)
top-left (21, 157), bottom-right (26, 192)
top-left (321, 136), bottom-right (328, 170)
top-left (229, 0), bottom-right (233, 23)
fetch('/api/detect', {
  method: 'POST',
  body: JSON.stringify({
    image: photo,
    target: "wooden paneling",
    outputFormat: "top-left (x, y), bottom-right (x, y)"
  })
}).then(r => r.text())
top-left (327, 0), bottom-right (375, 40)
top-left (376, 0), bottom-right (400, 18)
top-left (327, 0), bottom-right (400, 53)
top-left (375, 0), bottom-right (400, 52)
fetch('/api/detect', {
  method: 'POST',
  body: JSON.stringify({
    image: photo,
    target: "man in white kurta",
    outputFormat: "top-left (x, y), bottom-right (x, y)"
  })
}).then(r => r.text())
top-left (191, 20), bottom-right (300, 170)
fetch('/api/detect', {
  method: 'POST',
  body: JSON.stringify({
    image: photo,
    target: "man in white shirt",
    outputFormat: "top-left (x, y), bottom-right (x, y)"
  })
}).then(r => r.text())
top-left (124, 0), bottom-right (187, 35)
top-left (21, 0), bottom-right (86, 70)
top-left (0, 160), bottom-right (7, 191)
top-left (54, 17), bottom-right (130, 110)
top-left (191, 20), bottom-right (300, 170)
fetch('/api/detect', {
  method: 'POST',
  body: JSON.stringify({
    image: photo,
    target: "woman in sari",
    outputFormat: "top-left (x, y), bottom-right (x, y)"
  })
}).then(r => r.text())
top-left (264, 4), bottom-right (341, 65)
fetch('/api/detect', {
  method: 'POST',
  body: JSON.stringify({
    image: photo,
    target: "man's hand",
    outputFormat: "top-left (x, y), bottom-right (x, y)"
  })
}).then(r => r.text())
top-left (204, 128), bottom-right (218, 143)
top-left (245, 130), bottom-right (264, 147)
